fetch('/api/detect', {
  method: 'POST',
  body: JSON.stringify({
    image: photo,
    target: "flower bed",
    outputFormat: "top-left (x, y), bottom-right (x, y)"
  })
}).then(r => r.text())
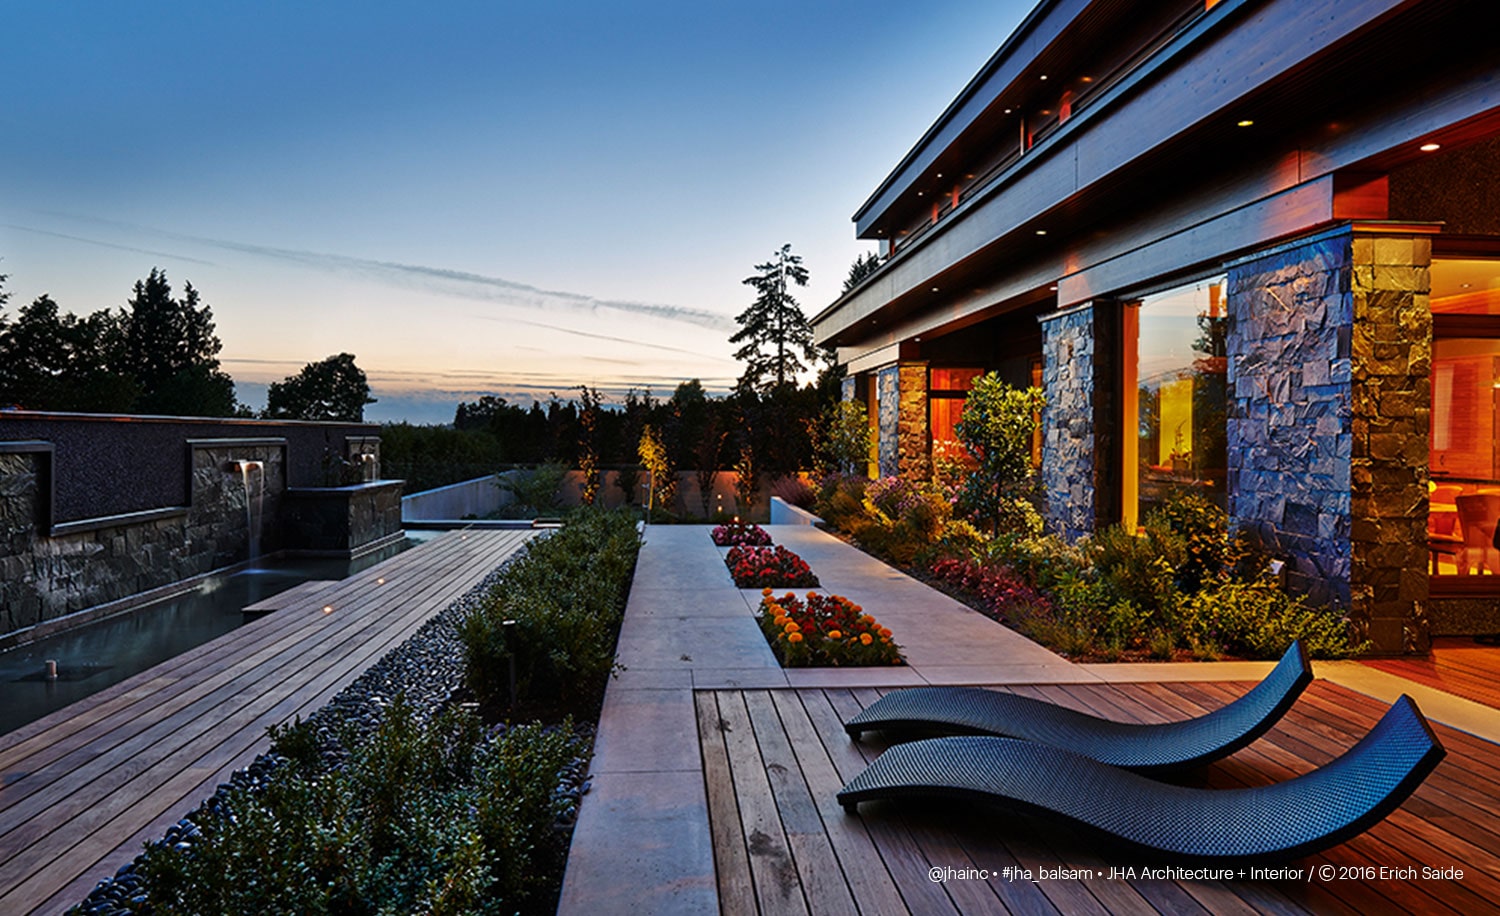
top-left (725, 545), bottom-right (819, 588)
top-left (755, 589), bottom-right (903, 667)
top-left (710, 519), bottom-right (772, 546)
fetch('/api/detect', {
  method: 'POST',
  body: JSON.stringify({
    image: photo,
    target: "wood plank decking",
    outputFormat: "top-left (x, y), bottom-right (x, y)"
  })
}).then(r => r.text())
top-left (698, 679), bottom-right (1498, 915)
top-left (1365, 637), bottom-right (1500, 711)
top-left (0, 528), bottom-right (534, 916)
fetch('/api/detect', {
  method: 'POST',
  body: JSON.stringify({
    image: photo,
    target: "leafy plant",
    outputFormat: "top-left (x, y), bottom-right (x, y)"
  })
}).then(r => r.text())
top-left (140, 699), bottom-right (584, 915)
top-left (499, 462), bottom-right (568, 515)
top-left (460, 508), bottom-right (641, 715)
top-left (1182, 579), bottom-right (1364, 659)
top-left (638, 423), bottom-right (677, 513)
top-left (953, 374), bottom-right (1045, 536)
top-left (819, 400), bottom-right (872, 475)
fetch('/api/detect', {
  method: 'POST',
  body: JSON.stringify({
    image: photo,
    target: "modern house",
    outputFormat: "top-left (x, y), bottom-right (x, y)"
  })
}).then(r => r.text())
top-left (813, 0), bottom-right (1500, 654)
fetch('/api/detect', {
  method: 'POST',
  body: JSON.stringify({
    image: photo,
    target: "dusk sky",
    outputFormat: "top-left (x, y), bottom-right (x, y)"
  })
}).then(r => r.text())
top-left (2, 1), bottom-right (1032, 424)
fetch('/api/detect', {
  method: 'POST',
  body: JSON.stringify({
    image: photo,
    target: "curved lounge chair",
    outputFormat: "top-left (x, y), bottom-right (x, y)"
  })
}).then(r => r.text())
top-left (837, 695), bottom-right (1444, 864)
top-left (845, 640), bottom-right (1311, 775)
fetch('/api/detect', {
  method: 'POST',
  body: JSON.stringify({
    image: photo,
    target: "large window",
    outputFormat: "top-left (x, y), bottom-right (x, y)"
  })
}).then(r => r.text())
top-left (929, 368), bottom-right (983, 464)
top-left (1429, 257), bottom-right (1500, 578)
top-left (1122, 276), bottom-right (1228, 531)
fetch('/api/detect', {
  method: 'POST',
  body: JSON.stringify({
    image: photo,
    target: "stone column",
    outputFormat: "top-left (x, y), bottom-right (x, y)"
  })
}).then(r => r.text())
top-left (896, 362), bottom-right (931, 481)
top-left (840, 375), bottom-right (857, 403)
top-left (1038, 301), bottom-right (1116, 541)
top-left (1227, 232), bottom-right (1354, 610)
top-left (1349, 227), bottom-right (1433, 654)
top-left (876, 365), bottom-right (900, 478)
top-left (1226, 224), bottom-right (1434, 654)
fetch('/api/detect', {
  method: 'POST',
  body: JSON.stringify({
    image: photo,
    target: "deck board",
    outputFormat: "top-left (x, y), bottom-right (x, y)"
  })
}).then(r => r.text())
top-left (699, 681), bottom-right (1499, 915)
top-left (0, 528), bottom-right (534, 916)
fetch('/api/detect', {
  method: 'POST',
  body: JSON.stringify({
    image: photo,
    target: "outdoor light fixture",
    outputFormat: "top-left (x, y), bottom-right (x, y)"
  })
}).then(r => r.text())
top-left (1035, 229), bottom-right (1047, 236)
top-left (322, 605), bottom-right (334, 614)
top-left (376, 577), bottom-right (386, 585)
top-left (1237, 119), bottom-right (1254, 127)
top-left (931, 287), bottom-right (940, 292)
top-left (1420, 142), bottom-right (1441, 152)
top-left (1039, 74), bottom-right (1048, 80)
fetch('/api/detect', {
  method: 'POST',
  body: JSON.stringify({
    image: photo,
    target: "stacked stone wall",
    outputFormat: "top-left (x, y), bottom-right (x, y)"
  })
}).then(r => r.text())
top-left (0, 442), bottom-right (290, 637)
top-left (1226, 233), bottom-right (1354, 609)
top-left (1040, 304), bottom-right (1098, 540)
top-left (1349, 232), bottom-right (1433, 653)
top-left (896, 362), bottom-right (931, 480)
top-left (877, 366), bottom-right (900, 478)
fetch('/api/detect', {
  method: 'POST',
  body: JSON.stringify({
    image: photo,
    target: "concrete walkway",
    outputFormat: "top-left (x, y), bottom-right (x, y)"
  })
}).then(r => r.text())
top-left (556, 523), bottom-right (1500, 914)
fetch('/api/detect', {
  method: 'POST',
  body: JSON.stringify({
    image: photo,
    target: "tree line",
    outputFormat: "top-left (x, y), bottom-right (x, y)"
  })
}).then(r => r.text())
top-left (0, 269), bottom-right (373, 421)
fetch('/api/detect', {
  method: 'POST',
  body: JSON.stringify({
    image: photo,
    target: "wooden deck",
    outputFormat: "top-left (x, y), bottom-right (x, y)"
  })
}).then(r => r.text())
top-left (698, 679), bottom-right (1500, 915)
top-left (0, 528), bottom-right (534, 916)
top-left (1365, 638), bottom-right (1500, 711)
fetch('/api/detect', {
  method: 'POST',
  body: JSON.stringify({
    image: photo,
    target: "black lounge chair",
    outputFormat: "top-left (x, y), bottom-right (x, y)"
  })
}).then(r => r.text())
top-left (845, 640), bottom-right (1312, 775)
top-left (837, 695), bottom-right (1445, 864)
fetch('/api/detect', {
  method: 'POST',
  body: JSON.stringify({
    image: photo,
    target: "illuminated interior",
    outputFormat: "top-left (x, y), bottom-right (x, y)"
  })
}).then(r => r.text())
top-left (1428, 257), bottom-right (1500, 577)
top-left (1122, 276), bottom-right (1228, 531)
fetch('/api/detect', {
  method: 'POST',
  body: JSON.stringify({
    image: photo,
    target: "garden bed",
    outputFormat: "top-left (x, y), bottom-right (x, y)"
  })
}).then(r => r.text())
top-left (725, 544), bottom-right (819, 588)
top-left (710, 519), bottom-right (771, 546)
top-left (754, 589), bottom-right (903, 667)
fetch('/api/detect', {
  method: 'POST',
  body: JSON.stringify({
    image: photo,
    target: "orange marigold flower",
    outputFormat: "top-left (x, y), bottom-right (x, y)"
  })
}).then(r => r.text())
top-left (860, 633), bottom-right (873, 645)
top-left (785, 622), bottom-right (801, 633)
top-left (827, 630), bottom-right (842, 640)
top-left (788, 632), bottom-right (803, 643)
top-left (762, 587), bottom-right (773, 596)
top-left (880, 627), bottom-right (893, 638)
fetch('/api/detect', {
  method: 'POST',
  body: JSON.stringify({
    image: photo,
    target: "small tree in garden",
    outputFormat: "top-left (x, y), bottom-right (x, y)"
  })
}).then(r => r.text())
top-left (734, 441), bottom-right (760, 514)
top-left (577, 385), bottom-right (603, 505)
top-left (819, 400), bottom-right (872, 475)
top-left (638, 423), bottom-right (677, 513)
top-left (954, 373), bottom-right (1045, 536)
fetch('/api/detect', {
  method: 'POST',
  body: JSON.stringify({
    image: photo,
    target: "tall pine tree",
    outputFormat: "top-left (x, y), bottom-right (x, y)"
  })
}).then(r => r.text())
top-left (730, 243), bottom-right (815, 393)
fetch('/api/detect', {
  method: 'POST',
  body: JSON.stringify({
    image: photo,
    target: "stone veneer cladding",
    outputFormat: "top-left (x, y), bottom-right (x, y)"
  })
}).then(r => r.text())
top-left (1040, 303), bottom-right (1099, 540)
top-left (897, 362), bottom-right (931, 480)
top-left (1227, 234), bottom-right (1354, 610)
top-left (0, 440), bottom-right (286, 637)
top-left (877, 365), bottom-right (900, 478)
top-left (1227, 226), bottom-right (1433, 654)
top-left (1349, 231), bottom-right (1433, 653)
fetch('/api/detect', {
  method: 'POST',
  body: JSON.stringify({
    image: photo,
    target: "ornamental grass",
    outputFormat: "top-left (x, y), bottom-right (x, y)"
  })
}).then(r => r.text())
top-left (725, 544), bottom-right (819, 589)
top-left (756, 589), bottom-right (903, 667)
top-left (710, 519), bottom-right (772, 546)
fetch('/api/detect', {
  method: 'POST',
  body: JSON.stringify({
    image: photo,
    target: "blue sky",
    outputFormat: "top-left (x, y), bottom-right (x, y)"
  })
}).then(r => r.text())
top-left (2, 0), bottom-right (1032, 423)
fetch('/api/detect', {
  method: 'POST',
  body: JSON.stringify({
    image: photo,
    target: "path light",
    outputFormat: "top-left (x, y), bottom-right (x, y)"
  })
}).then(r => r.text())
top-left (45, 660), bottom-right (57, 680)
top-left (503, 619), bottom-right (519, 710)
top-left (376, 577), bottom-right (386, 585)
top-left (322, 605), bottom-right (334, 614)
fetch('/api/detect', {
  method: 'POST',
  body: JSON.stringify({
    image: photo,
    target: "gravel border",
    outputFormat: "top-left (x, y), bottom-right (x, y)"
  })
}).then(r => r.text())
top-left (70, 542), bottom-right (591, 916)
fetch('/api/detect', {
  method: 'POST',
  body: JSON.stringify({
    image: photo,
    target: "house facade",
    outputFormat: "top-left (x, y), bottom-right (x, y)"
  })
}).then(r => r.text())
top-left (813, 0), bottom-right (1500, 654)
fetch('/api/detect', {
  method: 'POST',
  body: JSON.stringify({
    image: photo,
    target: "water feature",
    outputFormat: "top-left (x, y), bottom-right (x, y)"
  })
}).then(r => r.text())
top-left (231, 459), bottom-right (265, 561)
top-left (0, 531), bottom-right (443, 737)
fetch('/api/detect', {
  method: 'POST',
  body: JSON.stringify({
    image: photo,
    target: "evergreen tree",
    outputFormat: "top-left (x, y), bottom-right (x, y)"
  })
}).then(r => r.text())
top-left (842, 251), bottom-right (882, 293)
top-left (730, 244), bottom-right (815, 393)
top-left (121, 268), bottom-right (238, 416)
top-left (264, 352), bottom-right (376, 421)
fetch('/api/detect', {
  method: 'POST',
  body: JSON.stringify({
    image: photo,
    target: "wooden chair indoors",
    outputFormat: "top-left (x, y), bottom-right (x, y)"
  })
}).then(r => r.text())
top-left (1429, 485), bottom-right (1465, 573)
top-left (1455, 494), bottom-right (1500, 575)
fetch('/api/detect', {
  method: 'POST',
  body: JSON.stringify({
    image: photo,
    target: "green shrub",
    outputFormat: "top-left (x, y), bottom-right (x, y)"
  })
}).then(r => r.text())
top-left (1142, 491), bottom-right (1240, 592)
top-left (140, 699), bottom-right (583, 915)
top-left (499, 462), bottom-right (569, 516)
top-left (460, 507), bottom-right (641, 715)
top-left (1182, 578), bottom-right (1365, 659)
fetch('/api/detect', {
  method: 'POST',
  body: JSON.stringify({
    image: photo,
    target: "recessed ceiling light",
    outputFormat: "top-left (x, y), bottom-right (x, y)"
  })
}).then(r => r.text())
top-left (1035, 230), bottom-right (1047, 236)
top-left (1461, 282), bottom-right (1472, 289)
top-left (1420, 142), bottom-right (1441, 152)
top-left (1237, 119), bottom-right (1254, 127)
top-left (1080, 76), bottom-right (1093, 83)
top-left (1004, 108), bottom-right (1012, 114)
top-left (1049, 286), bottom-right (1058, 291)
top-left (917, 191), bottom-right (924, 196)
top-left (936, 173), bottom-right (943, 178)
top-left (1039, 74), bottom-right (1048, 81)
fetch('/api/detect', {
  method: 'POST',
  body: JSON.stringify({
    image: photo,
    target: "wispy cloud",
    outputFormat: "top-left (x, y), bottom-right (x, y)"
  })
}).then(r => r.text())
top-left (26, 210), bottom-right (736, 332)
top-left (0, 222), bottom-right (218, 267)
